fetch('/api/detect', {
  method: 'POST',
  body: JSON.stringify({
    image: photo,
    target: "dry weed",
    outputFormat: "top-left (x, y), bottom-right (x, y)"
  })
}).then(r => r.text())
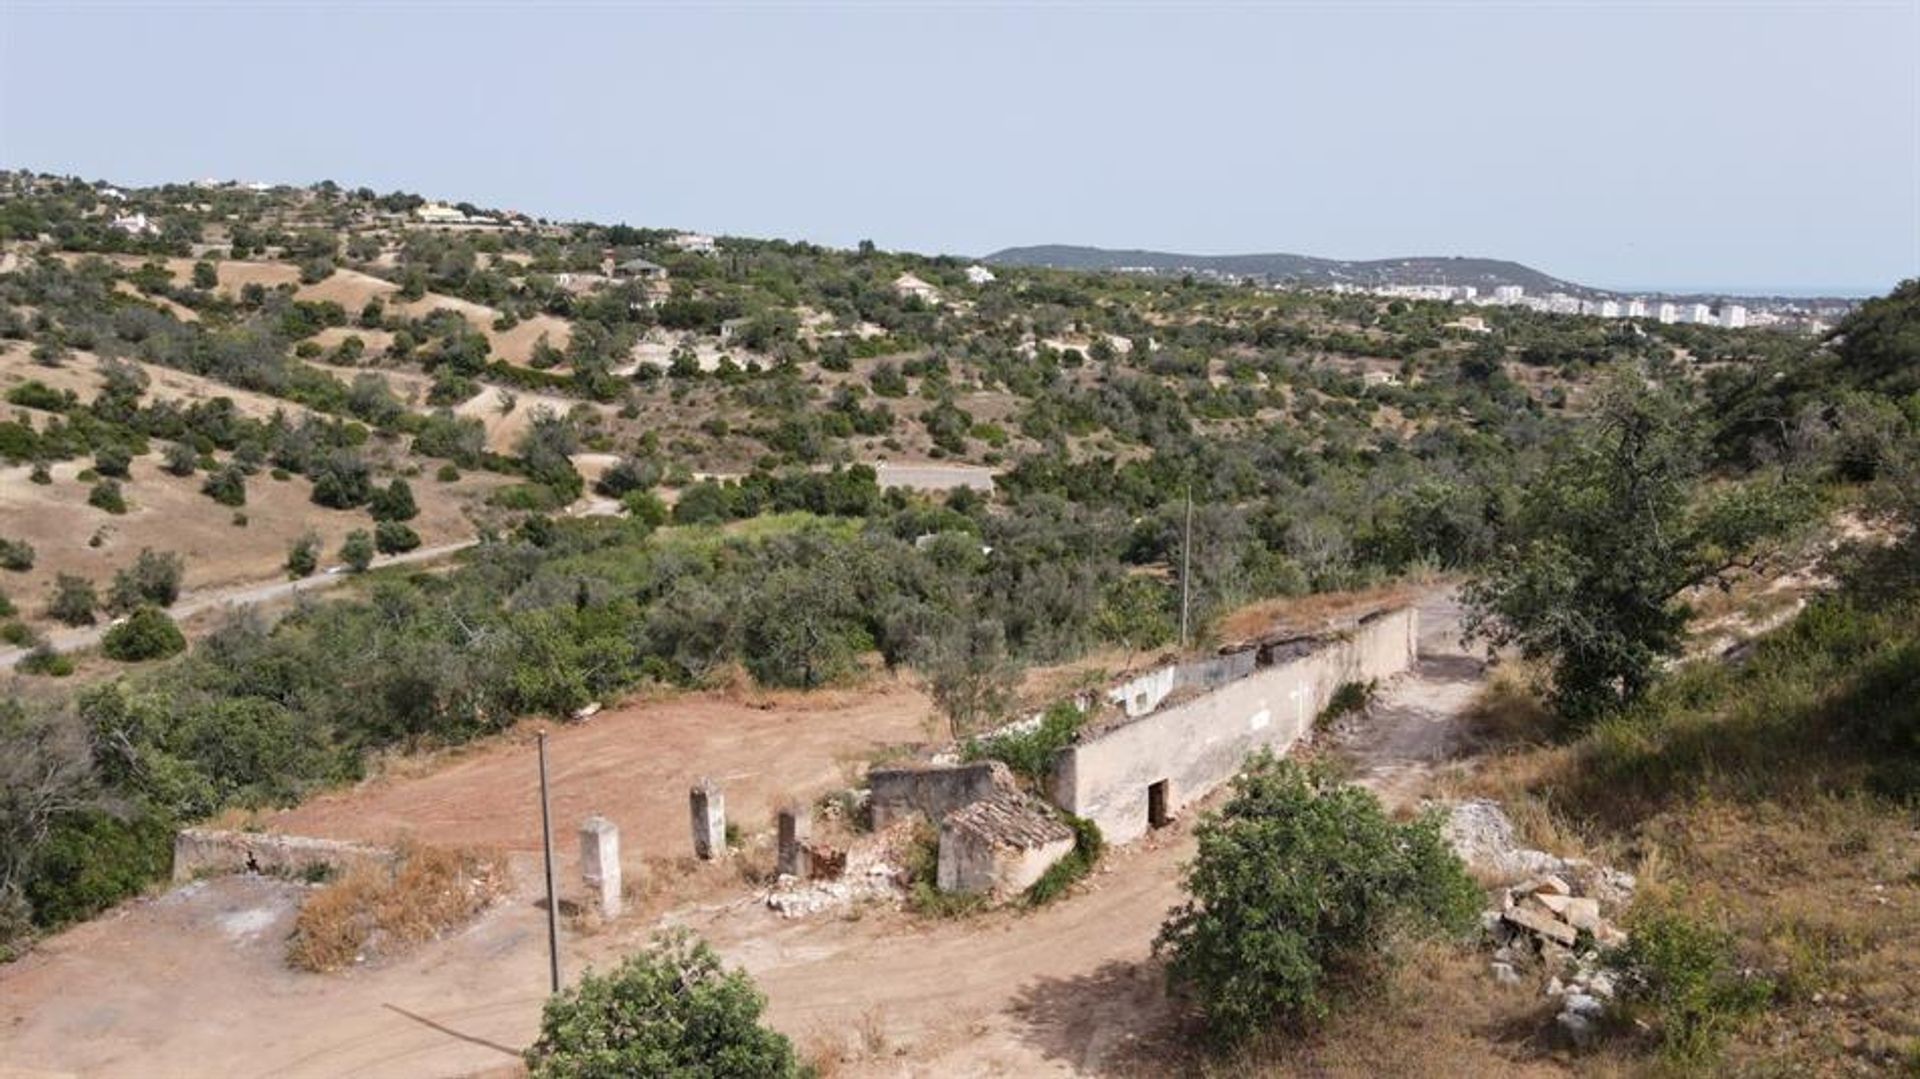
top-left (285, 841), bottom-right (509, 973)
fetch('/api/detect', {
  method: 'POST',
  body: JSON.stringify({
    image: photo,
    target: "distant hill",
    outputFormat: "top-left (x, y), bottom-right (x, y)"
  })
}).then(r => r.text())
top-left (983, 245), bottom-right (1591, 296)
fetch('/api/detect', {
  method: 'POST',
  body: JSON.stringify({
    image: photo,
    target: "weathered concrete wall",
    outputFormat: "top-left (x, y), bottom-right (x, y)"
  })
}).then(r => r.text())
top-left (171, 828), bottom-right (394, 883)
top-left (1054, 606), bottom-right (1418, 844)
top-left (1107, 665), bottom-right (1177, 718)
top-left (868, 761), bottom-right (1015, 830)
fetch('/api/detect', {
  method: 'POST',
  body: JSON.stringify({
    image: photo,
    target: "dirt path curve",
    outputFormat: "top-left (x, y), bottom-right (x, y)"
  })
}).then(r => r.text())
top-left (0, 541), bottom-right (477, 670)
top-left (0, 591), bottom-right (1483, 1079)
top-left (1332, 588), bottom-right (1484, 810)
top-left (700, 588), bottom-right (1485, 1076)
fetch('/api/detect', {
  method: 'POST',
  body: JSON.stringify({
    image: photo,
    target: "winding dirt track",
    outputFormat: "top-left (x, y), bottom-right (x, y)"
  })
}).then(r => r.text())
top-left (0, 593), bottom-right (1479, 1078)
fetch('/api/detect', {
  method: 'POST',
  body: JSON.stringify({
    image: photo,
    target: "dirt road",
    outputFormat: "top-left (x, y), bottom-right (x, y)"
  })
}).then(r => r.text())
top-left (0, 541), bottom-right (476, 670)
top-left (0, 591), bottom-right (1482, 1078)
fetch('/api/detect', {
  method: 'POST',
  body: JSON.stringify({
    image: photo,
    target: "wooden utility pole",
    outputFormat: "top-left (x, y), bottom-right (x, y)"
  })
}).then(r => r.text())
top-left (1179, 485), bottom-right (1193, 650)
top-left (537, 730), bottom-right (560, 994)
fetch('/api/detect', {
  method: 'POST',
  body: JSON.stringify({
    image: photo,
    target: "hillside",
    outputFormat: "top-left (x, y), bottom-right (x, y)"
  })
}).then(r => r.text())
top-left (985, 243), bottom-right (1588, 294)
top-left (1, 171), bottom-right (1913, 1077)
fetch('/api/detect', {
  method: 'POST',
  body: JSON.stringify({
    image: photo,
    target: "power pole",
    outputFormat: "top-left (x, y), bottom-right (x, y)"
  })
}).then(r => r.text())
top-left (1179, 485), bottom-right (1193, 650)
top-left (537, 730), bottom-right (560, 995)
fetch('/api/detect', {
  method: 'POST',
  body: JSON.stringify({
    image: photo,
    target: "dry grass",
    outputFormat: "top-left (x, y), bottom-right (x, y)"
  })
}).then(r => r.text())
top-left (285, 841), bottom-right (510, 973)
top-left (1215, 580), bottom-right (1429, 644)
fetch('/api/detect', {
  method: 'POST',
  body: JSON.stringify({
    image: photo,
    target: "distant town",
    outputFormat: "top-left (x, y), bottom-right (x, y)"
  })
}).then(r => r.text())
top-left (1326, 281), bottom-right (1846, 335)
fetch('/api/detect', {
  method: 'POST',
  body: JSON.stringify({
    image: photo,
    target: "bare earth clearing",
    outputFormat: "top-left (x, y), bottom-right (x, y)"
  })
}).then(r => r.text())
top-left (0, 592), bottom-right (1483, 1078)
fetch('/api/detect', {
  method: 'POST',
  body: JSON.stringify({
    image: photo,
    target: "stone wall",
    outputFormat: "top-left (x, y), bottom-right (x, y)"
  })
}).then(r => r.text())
top-left (1052, 606), bottom-right (1419, 844)
top-left (171, 828), bottom-right (394, 883)
top-left (868, 760), bottom-right (1016, 830)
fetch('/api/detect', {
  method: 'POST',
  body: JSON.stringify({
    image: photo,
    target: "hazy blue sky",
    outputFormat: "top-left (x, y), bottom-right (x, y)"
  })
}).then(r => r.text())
top-left (3, 2), bottom-right (1915, 292)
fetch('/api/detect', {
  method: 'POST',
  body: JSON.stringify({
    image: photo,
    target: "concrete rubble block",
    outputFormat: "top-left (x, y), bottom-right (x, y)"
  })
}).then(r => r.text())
top-left (1563, 896), bottom-right (1604, 933)
top-left (1523, 874), bottom-right (1572, 897)
top-left (776, 805), bottom-right (812, 879)
top-left (1504, 904), bottom-right (1578, 947)
top-left (689, 779), bottom-right (726, 861)
top-left (578, 815), bottom-right (623, 919)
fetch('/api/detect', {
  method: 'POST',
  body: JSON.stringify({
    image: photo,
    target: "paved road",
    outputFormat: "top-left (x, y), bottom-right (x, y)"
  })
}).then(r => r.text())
top-left (0, 540), bottom-right (476, 670)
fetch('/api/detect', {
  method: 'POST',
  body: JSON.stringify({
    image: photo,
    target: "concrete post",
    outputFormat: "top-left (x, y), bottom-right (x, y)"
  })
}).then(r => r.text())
top-left (578, 815), bottom-right (623, 919)
top-left (776, 805), bottom-right (811, 879)
top-left (690, 779), bottom-right (726, 860)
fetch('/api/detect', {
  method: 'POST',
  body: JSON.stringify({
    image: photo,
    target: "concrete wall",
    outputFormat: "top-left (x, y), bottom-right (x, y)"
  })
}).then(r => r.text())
top-left (868, 761), bottom-right (1015, 830)
top-left (1053, 606), bottom-right (1418, 844)
top-left (171, 828), bottom-right (394, 883)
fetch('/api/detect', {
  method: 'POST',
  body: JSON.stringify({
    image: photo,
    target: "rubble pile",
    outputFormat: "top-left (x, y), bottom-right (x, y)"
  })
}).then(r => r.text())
top-left (1445, 799), bottom-right (1639, 1047)
top-left (762, 820), bottom-right (916, 919)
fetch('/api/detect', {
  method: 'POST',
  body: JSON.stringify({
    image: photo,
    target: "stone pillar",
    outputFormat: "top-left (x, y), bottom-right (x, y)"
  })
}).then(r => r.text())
top-left (690, 779), bottom-right (726, 860)
top-left (776, 805), bottom-right (810, 879)
top-left (579, 815), bottom-right (623, 919)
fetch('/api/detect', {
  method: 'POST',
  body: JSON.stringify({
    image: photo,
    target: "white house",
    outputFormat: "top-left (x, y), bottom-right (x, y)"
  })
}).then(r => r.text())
top-left (1656, 302), bottom-right (1679, 324)
top-left (893, 273), bottom-right (943, 304)
top-left (1626, 299), bottom-right (1649, 318)
top-left (415, 203), bottom-right (466, 224)
top-left (1492, 285), bottom-right (1524, 304)
top-left (1721, 305), bottom-right (1748, 329)
top-left (669, 232), bottom-right (718, 255)
top-left (1599, 300), bottom-right (1622, 318)
top-left (110, 212), bottom-right (158, 236)
top-left (1685, 303), bottom-right (1713, 324)
top-left (965, 265), bottom-right (996, 285)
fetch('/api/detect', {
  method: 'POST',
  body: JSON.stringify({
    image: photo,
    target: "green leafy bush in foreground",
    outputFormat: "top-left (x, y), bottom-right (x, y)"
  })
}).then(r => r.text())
top-left (1155, 753), bottom-right (1479, 1048)
top-left (1607, 906), bottom-right (1774, 1065)
top-left (524, 929), bottom-right (805, 1078)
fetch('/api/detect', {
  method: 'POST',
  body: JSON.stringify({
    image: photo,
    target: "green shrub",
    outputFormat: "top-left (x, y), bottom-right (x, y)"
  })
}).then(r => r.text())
top-left (88, 479), bottom-right (128, 514)
top-left (102, 606), bottom-right (187, 662)
top-left (1316, 679), bottom-right (1376, 730)
top-left (524, 929), bottom-right (803, 1078)
top-left (106, 548), bottom-right (182, 613)
top-left (0, 537), bottom-right (34, 572)
top-left (435, 463), bottom-right (461, 483)
top-left (92, 445), bottom-right (131, 478)
top-left (201, 464), bottom-right (247, 507)
top-left (1607, 906), bottom-right (1774, 1065)
top-left (17, 644), bottom-right (73, 677)
top-left (340, 530), bottom-right (375, 572)
top-left (285, 532), bottom-right (321, 578)
top-left (1025, 814), bottom-right (1103, 907)
top-left (964, 700), bottom-right (1085, 783)
top-left (46, 574), bottom-right (96, 626)
top-left (1, 620), bottom-right (34, 645)
top-left (22, 809), bottom-right (172, 928)
top-left (1155, 754), bottom-right (1480, 1047)
top-left (374, 521), bottom-right (421, 555)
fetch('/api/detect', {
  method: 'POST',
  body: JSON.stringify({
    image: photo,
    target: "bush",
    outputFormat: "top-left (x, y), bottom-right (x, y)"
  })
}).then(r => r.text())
top-left (201, 464), bottom-right (247, 507)
top-left (1607, 906), bottom-right (1774, 1064)
top-left (1316, 679), bottom-right (1376, 730)
top-left (964, 700), bottom-right (1085, 783)
top-left (435, 464), bottom-right (461, 483)
top-left (369, 478), bottom-right (418, 523)
top-left (161, 441), bottom-right (198, 477)
top-left (16, 643), bottom-right (72, 677)
top-left (92, 445), bottom-right (132, 478)
top-left (47, 574), bottom-right (97, 626)
top-left (374, 521), bottom-right (421, 555)
top-left (286, 844), bottom-right (507, 973)
top-left (101, 606), bottom-right (186, 662)
top-left (22, 809), bottom-right (172, 927)
top-left (524, 929), bottom-right (803, 1078)
top-left (1025, 814), bottom-right (1103, 907)
top-left (107, 548), bottom-right (183, 613)
top-left (286, 531), bottom-right (321, 578)
top-left (340, 530), bottom-right (375, 572)
top-left (88, 479), bottom-right (128, 514)
top-left (1155, 754), bottom-right (1480, 1047)
top-left (0, 537), bottom-right (34, 572)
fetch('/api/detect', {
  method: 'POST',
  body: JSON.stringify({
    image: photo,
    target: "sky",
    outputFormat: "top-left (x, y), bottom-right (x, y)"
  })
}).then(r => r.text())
top-left (2, 1), bottom-right (1916, 294)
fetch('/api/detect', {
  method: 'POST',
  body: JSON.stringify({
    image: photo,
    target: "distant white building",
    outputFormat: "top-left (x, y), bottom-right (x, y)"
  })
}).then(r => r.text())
top-left (1685, 303), bottom-right (1712, 324)
top-left (893, 272), bottom-right (942, 304)
top-left (110, 212), bottom-right (158, 236)
top-left (1457, 286), bottom-right (1478, 301)
top-left (965, 265), bottom-right (997, 286)
top-left (1599, 300), bottom-right (1621, 318)
top-left (1655, 302), bottom-right (1679, 324)
top-left (1721, 304), bottom-right (1748, 329)
top-left (1547, 293), bottom-right (1581, 315)
top-left (1626, 299), bottom-right (1649, 319)
top-left (669, 232), bottom-right (718, 255)
top-left (416, 203), bottom-right (466, 224)
top-left (1492, 285), bottom-right (1524, 304)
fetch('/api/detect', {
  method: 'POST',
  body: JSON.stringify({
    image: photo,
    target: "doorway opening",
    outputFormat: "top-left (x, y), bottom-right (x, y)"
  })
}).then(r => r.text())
top-left (1147, 780), bottom-right (1171, 829)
